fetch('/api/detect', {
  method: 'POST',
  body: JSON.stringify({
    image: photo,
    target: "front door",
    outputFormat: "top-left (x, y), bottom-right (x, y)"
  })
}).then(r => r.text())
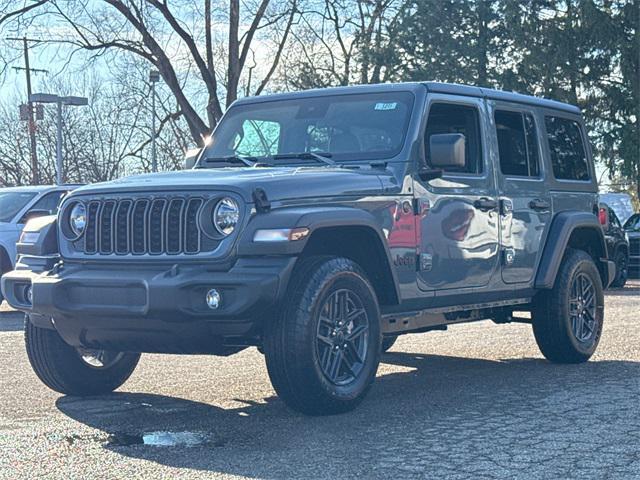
top-left (489, 103), bottom-right (551, 284)
top-left (415, 95), bottom-right (500, 291)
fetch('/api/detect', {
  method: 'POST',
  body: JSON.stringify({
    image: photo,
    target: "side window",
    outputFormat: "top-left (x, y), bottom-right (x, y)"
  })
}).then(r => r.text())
top-left (233, 119), bottom-right (280, 157)
top-left (609, 210), bottom-right (621, 229)
top-left (30, 191), bottom-right (66, 214)
top-left (495, 110), bottom-right (540, 177)
top-left (425, 103), bottom-right (482, 174)
top-left (624, 214), bottom-right (640, 231)
top-left (545, 116), bottom-right (590, 181)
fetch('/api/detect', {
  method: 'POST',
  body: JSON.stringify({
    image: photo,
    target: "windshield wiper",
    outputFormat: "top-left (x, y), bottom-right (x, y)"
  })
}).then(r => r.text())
top-left (272, 152), bottom-right (335, 166)
top-left (201, 154), bottom-right (260, 168)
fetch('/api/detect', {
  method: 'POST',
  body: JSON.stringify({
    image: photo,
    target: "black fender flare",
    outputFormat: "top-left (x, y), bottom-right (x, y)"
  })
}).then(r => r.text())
top-left (16, 215), bottom-right (59, 257)
top-left (535, 211), bottom-right (610, 289)
top-left (237, 206), bottom-right (400, 301)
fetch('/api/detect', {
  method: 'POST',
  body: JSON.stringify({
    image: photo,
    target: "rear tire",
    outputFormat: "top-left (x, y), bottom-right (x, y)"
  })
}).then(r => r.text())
top-left (532, 249), bottom-right (604, 364)
top-left (610, 249), bottom-right (628, 288)
top-left (25, 316), bottom-right (140, 395)
top-left (264, 256), bottom-right (381, 415)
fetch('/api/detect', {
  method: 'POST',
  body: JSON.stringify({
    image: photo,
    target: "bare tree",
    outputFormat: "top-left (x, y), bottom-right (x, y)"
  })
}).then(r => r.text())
top-left (0, 62), bottom-right (190, 186)
top-left (3, 0), bottom-right (299, 146)
top-left (280, 0), bottom-right (408, 90)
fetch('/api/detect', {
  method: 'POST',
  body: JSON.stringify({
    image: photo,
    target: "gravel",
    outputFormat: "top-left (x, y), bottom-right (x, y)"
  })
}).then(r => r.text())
top-left (0, 280), bottom-right (639, 479)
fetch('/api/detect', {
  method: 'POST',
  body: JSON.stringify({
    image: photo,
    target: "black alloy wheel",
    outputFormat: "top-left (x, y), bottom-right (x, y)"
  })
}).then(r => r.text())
top-left (315, 289), bottom-right (370, 386)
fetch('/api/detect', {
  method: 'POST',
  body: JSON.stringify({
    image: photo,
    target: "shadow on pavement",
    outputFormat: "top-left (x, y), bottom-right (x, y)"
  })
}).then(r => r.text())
top-left (56, 353), bottom-right (640, 477)
top-left (0, 309), bottom-right (24, 332)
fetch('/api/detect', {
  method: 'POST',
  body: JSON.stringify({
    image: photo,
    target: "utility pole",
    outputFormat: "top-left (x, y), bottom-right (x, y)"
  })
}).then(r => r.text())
top-left (7, 37), bottom-right (47, 185)
top-left (149, 70), bottom-right (160, 173)
top-left (30, 94), bottom-right (88, 185)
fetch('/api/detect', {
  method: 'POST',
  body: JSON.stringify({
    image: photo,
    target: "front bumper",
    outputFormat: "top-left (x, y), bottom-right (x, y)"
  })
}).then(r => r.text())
top-left (1, 255), bottom-right (295, 353)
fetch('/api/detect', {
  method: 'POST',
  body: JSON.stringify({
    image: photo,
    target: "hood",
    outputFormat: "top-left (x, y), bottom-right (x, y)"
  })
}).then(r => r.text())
top-left (70, 166), bottom-right (390, 203)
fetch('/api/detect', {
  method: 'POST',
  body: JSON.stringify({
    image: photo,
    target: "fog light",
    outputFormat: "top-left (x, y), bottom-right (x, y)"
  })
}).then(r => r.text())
top-left (24, 285), bottom-right (33, 305)
top-left (206, 289), bottom-right (221, 309)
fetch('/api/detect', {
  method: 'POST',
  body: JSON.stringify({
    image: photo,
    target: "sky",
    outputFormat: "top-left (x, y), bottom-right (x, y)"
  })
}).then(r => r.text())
top-left (0, 1), bottom-right (613, 188)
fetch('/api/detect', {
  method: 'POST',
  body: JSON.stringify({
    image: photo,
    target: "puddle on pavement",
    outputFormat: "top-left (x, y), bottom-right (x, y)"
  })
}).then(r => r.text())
top-left (107, 431), bottom-right (223, 447)
top-left (64, 431), bottom-right (224, 448)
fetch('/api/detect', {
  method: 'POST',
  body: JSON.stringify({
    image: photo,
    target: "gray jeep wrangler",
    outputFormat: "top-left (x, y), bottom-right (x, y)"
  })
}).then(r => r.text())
top-left (1, 83), bottom-right (614, 415)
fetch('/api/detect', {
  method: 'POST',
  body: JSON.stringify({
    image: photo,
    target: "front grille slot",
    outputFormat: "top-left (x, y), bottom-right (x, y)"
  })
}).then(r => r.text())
top-left (99, 200), bottom-right (116, 253)
top-left (131, 199), bottom-right (149, 254)
top-left (148, 199), bottom-right (167, 254)
top-left (81, 196), bottom-right (204, 256)
top-left (631, 238), bottom-right (640, 257)
top-left (165, 198), bottom-right (185, 254)
top-left (115, 200), bottom-right (132, 254)
top-left (85, 201), bottom-right (100, 254)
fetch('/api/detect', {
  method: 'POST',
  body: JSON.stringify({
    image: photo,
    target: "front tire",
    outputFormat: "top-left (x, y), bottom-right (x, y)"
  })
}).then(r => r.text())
top-left (532, 249), bottom-right (604, 363)
top-left (25, 316), bottom-right (140, 395)
top-left (264, 256), bottom-right (382, 415)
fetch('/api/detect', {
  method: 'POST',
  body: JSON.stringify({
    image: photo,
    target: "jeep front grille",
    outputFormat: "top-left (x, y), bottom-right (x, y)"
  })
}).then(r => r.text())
top-left (630, 238), bottom-right (640, 257)
top-left (81, 196), bottom-right (204, 255)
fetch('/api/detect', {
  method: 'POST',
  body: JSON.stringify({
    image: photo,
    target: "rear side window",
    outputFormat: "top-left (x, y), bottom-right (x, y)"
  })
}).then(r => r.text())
top-left (495, 110), bottom-right (540, 177)
top-left (545, 116), bottom-right (590, 181)
top-left (425, 103), bottom-right (483, 174)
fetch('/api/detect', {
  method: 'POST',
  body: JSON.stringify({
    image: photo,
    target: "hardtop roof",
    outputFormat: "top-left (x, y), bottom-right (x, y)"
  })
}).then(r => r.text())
top-left (232, 81), bottom-right (581, 115)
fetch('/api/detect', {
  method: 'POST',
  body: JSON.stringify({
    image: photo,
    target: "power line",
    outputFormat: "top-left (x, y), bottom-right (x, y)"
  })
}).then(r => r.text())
top-left (6, 36), bottom-right (47, 185)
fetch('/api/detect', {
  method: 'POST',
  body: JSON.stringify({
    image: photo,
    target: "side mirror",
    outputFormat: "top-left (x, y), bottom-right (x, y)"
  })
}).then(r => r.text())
top-left (184, 148), bottom-right (202, 170)
top-left (429, 133), bottom-right (466, 169)
top-left (19, 209), bottom-right (51, 225)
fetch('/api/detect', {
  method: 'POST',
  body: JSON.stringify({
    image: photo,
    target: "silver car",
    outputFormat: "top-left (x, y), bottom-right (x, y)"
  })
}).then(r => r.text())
top-left (0, 185), bottom-right (78, 303)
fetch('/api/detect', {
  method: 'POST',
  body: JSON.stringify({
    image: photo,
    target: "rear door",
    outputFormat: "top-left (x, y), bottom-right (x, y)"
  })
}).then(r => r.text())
top-left (489, 103), bottom-right (551, 284)
top-left (415, 94), bottom-right (500, 291)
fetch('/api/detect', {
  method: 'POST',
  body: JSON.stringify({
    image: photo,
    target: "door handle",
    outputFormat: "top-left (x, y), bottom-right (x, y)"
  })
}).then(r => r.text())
top-left (529, 198), bottom-right (550, 211)
top-left (473, 197), bottom-right (498, 212)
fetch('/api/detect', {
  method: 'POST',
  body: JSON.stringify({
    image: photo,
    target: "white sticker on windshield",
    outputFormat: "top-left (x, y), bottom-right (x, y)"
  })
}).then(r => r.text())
top-left (374, 102), bottom-right (398, 111)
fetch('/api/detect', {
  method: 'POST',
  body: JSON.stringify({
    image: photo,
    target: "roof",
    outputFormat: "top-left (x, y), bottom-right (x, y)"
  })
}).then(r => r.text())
top-left (233, 81), bottom-right (581, 115)
top-left (424, 82), bottom-right (581, 114)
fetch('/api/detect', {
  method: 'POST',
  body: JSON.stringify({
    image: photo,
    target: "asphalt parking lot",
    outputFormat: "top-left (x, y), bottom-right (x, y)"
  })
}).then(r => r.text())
top-left (1, 281), bottom-right (639, 479)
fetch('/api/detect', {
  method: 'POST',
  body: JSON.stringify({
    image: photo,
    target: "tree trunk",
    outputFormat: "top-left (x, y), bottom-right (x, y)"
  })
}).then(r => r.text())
top-left (227, 0), bottom-right (240, 107)
top-left (476, 0), bottom-right (489, 86)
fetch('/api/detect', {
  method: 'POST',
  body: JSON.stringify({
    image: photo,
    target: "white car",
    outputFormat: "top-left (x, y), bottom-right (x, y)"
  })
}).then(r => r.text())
top-left (0, 185), bottom-right (79, 303)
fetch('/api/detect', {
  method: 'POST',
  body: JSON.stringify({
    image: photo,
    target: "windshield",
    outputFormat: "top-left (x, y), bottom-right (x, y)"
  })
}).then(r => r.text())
top-left (201, 91), bottom-right (415, 165)
top-left (624, 214), bottom-right (640, 232)
top-left (0, 192), bottom-right (37, 223)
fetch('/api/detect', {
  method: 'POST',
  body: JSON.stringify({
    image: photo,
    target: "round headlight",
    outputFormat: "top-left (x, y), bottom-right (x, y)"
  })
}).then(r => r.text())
top-left (213, 197), bottom-right (239, 236)
top-left (69, 203), bottom-right (87, 236)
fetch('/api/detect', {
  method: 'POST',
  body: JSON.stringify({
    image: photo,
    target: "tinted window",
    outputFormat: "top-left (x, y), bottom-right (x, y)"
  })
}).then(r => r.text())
top-left (624, 214), bottom-right (640, 231)
top-left (495, 110), bottom-right (540, 177)
top-left (30, 191), bottom-right (66, 214)
top-left (204, 92), bottom-right (414, 163)
top-left (425, 103), bottom-right (482, 174)
top-left (0, 192), bottom-right (37, 222)
top-left (609, 209), bottom-right (621, 229)
top-left (545, 116), bottom-right (590, 181)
